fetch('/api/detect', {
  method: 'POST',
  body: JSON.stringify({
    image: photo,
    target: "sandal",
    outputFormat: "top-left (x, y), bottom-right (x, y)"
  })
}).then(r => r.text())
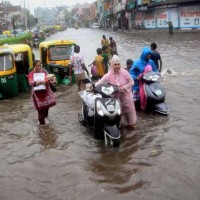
top-left (128, 124), bottom-right (137, 129)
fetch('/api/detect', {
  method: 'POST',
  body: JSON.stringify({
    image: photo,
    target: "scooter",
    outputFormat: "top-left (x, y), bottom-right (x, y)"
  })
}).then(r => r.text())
top-left (138, 71), bottom-right (170, 115)
top-left (78, 79), bottom-right (121, 147)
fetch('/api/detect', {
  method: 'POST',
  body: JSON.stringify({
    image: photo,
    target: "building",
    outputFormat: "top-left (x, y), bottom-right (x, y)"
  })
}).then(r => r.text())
top-left (91, 0), bottom-right (200, 30)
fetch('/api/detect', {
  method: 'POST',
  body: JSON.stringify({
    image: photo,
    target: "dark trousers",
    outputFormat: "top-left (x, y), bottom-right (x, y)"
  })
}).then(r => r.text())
top-left (38, 108), bottom-right (49, 125)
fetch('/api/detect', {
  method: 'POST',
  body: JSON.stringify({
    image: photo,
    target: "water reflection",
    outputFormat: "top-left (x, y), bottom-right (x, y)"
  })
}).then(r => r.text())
top-left (87, 113), bottom-right (169, 193)
top-left (38, 124), bottom-right (58, 149)
top-left (1, 29), bottom-right (200, 200)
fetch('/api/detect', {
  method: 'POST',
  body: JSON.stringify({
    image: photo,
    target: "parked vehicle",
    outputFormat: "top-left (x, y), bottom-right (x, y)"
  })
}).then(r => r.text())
top-left (0, 44), bottom-right (33, 99)
top-left (138, 71), bottom-right (170, 115)
top-left (78, 79), bottom-right (121, 147)
top-left (0, 34), bottom-right (7, 40)
top-left (91, 23), bottom-right (100, 29)
top-left (2, 30), bottom-right (11, 37)
top-left (39, 40), bottom-right (76, 85)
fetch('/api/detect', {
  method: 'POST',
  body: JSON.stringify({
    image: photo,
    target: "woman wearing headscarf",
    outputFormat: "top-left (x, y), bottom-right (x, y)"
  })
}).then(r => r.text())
top-left (96, 55), bottom-right (137, 129)
top-left (129, 46), bottom-right (157, 101)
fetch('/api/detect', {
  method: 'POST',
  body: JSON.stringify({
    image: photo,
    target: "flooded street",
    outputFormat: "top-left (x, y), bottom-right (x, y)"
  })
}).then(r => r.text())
top-left (0, 28), bottom-right (200, 200)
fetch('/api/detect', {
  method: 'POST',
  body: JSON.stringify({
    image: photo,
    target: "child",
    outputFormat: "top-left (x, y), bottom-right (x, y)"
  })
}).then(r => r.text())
top-left (88, 48), bottom-right (105, 78)
top-left (126, 59), bottom-right (133, 71)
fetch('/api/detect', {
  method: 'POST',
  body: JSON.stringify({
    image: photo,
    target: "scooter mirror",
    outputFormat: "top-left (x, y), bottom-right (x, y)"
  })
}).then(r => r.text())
top-left (81, 78), bottom-right (91, 84)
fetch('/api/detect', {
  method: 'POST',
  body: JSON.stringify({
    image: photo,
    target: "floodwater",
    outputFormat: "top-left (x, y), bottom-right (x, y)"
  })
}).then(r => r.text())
top-left (0, 28), bottom-right (200, 200)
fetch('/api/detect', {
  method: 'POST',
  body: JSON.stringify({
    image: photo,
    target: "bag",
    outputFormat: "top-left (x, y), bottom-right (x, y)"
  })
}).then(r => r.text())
top-left (50, 84), bottom-right (57, 92)
top-left (34, 86), bottom-right (56, 110)
top-left (46, 74), bottom-right (57, 92)
top-left (91, 65), bottom-right (97, 76)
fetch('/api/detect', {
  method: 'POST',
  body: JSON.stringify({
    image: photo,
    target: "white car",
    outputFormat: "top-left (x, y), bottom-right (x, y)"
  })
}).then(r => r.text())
top-left (91, 23), bottom-right (100, 29)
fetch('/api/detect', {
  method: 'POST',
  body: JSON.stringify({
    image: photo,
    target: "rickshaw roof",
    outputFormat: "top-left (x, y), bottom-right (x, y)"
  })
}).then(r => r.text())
top-left (0, 47), bottom-right (13, 54)
top-left (39, 40), bottom-right (76, 48)
top-left (0, 44), bottom-right (31, 53)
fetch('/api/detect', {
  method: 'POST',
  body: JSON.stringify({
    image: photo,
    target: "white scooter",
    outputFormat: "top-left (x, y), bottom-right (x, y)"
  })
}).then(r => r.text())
top-left (78, 79), bottom-right (121, 147)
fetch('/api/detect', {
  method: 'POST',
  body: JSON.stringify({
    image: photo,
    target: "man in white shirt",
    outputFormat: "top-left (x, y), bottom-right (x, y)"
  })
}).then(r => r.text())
top-left (70, 45), bottom-right (90, 91)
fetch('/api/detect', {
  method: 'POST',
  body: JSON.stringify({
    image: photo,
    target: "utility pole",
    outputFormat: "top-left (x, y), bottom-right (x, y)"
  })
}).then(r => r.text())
top-left (21, 0), bottom-right (28, 30)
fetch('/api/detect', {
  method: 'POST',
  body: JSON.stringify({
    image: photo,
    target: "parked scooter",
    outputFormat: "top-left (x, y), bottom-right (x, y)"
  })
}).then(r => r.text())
top-left (138, 71), bottom-right (170, 115)
top-left (78, 79), bottom-right (121, 147)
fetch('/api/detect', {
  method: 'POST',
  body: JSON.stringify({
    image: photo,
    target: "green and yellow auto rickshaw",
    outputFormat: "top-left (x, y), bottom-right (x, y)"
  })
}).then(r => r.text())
top-left (39, 40), bottom-right (76, 85)
top-left (0, 44), bottom-right (33, 99)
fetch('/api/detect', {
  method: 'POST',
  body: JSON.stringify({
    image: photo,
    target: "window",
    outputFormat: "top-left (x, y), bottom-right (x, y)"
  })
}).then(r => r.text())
top-left (0, 54), bottom-right (13, 71)
top-left (49, 45), bottom-right (74, 61)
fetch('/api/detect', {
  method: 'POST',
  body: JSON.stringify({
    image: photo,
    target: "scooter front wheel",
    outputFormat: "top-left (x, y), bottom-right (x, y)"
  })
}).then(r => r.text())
top-left (112, 139), bottom-right (120, 148)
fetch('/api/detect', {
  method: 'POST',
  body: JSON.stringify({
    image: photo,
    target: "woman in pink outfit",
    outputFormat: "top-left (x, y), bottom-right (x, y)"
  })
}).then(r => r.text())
top-left (96, 55), bottom-right (137, 128)
top-left (139, 64), bottom-right (152, 111)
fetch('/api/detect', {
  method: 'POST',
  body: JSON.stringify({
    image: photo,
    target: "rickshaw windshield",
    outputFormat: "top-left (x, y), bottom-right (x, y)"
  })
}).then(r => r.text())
top-left (0, 54), bottom-right (13, 71)
top-left (49, 45), bottom-right (74, 61)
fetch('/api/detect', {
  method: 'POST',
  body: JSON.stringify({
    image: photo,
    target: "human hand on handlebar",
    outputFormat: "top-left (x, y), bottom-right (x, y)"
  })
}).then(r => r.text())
top-left (118, 86), bottom-right (125, 92)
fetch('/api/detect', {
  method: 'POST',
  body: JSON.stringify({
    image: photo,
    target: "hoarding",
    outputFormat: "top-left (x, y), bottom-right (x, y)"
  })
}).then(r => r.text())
top-left (180, 6), bottom-right (200, 28)
top-left (156, 9), bottom-right (168, 28)
top-left (144, 11), bottom-right (156, 28)
top-left (135, 12), bottom-right (144, 26)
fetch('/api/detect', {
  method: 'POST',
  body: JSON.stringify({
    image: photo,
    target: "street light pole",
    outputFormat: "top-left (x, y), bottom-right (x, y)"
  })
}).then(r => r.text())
top-left (12, 17), bottom-right (16, 37)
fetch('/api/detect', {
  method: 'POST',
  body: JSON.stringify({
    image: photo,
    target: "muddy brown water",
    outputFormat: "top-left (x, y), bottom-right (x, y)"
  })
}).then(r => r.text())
top-left (0, 28), bottom-right (200, 200)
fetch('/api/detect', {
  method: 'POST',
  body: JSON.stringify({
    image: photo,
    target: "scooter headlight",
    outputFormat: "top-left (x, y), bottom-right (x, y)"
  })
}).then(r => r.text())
top-left (116, 100), bottom-right (121, 115)
top-left (96, 101), bottom-right (104, 116)
top-left (54, 67), bottom-right (58, 73)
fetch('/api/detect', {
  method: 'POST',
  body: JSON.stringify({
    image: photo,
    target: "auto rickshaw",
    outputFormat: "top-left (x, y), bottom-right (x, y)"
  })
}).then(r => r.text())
top-left (39, 40), bottom-right (76, 85)
top-left (0, 44), bottom-right (33, 99)
top-left (2, 30), bottom-right (11, 37)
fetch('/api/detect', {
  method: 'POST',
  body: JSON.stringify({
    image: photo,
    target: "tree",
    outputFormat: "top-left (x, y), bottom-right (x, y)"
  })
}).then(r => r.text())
top-left (64, 9), bottom-right (73, 26)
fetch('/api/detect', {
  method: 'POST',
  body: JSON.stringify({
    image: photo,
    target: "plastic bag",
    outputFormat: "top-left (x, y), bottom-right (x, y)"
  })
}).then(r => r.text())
top-left (91, 65), bottom-right (97, 76)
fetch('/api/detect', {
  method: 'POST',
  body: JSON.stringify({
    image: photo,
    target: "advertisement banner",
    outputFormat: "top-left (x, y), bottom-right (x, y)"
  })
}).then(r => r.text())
top-left (144, 11), bottom-right (156, 28)
top-left (156, 9), bottom-right (168, 28)
top-left (180, 6), bottom-right (200, 28)
top-left (135, 12), bottom-right (144, 26)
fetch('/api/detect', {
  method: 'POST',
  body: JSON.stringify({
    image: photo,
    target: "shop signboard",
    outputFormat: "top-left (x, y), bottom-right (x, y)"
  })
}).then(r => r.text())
top-left (135, 12), bottom-right (144, 26)
top-left (142, 0), bottom-right (150, 4)
top-left (156, 9), bottom-right (168, 28)
top-left (137, 0), bottom-right (142, 6)
top-left (180, 6), bottom-right (200, 28)
top-left (144, 11), bottom-right (156, 28)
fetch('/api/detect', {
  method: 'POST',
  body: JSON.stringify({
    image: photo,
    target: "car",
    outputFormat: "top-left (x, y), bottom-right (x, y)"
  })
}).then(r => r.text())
top-left (0, 34), bottom-right (8, 40)
top-left (91, 23), bottom-right (100, 29)
top-left (16, 31), bottom-right (27, 37)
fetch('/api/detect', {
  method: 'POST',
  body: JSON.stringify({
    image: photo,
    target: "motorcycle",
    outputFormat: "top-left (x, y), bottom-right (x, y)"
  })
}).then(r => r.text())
top-left (138, 71), bottom-right (170, 115)
top-left (33, 38), bottom-right (40, 48)
top-left (78, 79), bottom-right (121, 147)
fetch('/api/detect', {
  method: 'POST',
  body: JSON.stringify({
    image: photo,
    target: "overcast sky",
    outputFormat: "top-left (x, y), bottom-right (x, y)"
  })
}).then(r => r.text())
top-left (8, 0), bottom-right (96, 14)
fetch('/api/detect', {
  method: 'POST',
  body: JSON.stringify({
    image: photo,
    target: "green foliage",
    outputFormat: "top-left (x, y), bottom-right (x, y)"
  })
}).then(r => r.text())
top-left (64, 9), bottom-right (73, 24)
top-left (0, 33), bottom-right (32, 46)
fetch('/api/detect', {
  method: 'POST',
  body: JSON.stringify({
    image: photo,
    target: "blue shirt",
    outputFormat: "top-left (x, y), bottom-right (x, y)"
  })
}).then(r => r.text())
top-left (151, 50), bottom-right (161, 70)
